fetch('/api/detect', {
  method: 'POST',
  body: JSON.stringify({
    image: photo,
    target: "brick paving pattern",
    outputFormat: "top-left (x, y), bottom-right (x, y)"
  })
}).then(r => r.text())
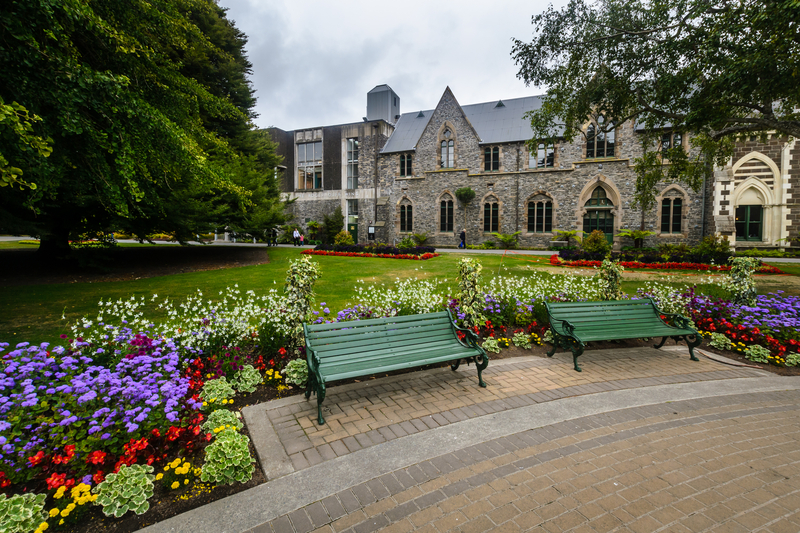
top-left (254, 390), bottom-right (800, 533)
top-left (266, 348), bottom-right (762, 471)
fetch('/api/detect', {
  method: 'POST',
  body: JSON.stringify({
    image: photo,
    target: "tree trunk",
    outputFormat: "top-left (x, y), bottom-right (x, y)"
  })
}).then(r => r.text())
top-left (37, 225), bottom-right (71, 258)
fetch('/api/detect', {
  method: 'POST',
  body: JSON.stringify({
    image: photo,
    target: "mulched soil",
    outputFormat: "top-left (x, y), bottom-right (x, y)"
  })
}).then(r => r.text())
top-left (0, 245), bottom-right (270, 286)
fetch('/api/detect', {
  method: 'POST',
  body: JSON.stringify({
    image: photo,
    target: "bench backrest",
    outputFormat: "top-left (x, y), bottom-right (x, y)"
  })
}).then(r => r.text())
top-left (304, 311), bottom-right (457, 359)
top-left (546, 299), bottom-right (663, 329)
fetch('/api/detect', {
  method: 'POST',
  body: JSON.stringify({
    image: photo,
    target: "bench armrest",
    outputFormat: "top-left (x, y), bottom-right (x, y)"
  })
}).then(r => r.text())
top-left (658, 311), bottom-right (692, 330)
top-left (551, 318), bottom-right (576, 336)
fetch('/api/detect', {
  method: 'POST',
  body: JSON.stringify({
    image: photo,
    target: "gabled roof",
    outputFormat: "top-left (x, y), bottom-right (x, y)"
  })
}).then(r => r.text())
top-left (382, 94), bottom-right (564, 153)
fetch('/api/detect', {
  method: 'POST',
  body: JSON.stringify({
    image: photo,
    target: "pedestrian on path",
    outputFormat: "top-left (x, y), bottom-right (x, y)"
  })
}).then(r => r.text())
top-left (292, 228), bottom-right (300, 246)
top-left (458, 228), bottom-right (466, 249)
top-left (300, 233), bottom-right (304, 246)
top-left (271, 227), bottom-right (278, 246)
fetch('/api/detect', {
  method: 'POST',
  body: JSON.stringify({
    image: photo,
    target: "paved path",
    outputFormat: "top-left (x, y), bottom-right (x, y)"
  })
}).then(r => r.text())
top-left (144, 347), bottom-right (800, 533)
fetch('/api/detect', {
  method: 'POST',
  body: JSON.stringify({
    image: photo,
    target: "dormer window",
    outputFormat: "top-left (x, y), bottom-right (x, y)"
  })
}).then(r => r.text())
top-left (586, 116), bottom-right (615, 158)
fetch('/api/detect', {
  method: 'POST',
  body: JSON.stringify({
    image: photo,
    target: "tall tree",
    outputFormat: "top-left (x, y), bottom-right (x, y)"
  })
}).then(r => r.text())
top-left (0, 0), bottom-right (285, 253)
top-left (511, 0), bottom-right (800, 216)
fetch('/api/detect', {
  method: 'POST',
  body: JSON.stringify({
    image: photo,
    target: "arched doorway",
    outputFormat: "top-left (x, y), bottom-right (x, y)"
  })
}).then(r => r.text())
top-left (583, 187), bottom-right (614, 245)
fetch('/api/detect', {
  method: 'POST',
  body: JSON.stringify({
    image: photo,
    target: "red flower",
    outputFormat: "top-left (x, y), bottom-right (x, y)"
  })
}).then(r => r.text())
top-left (27, 451), bottom-right (45, 467)
top-left (93, 470), bottom-right (105, 484)
top-left (151, 428), bottom-right (161, 438)
top-left (46, 473), bottom-right (66, 490)
top-left (278, 347), bottom-right (287, 356)
top-left (86, 450), bottom-right (107, 465)
top-left (0, 472), bottom-right (9, 488)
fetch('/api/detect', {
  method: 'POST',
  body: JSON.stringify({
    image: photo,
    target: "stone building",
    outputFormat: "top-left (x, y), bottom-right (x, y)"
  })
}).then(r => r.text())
top-left (272, 85), bottom-right (799, 250)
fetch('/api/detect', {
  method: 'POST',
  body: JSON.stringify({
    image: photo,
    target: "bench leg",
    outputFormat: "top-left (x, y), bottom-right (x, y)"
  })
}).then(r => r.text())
top-left (315, 382), bottom-right (327, 425)
top-left (653, 336), bottom-right (668, 350)
top-left (475, 354), bottom-right (489, 388)
top-left (685, 334), bottom-right (701, 361)
top-left (450, 359), bottom-right (461, 371)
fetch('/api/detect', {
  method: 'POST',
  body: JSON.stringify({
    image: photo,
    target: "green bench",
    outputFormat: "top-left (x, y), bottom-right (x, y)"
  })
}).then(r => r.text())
top-left (545, 298), bottom-right (701, 372)
top-left (303, 310), bottom-right (489, 425)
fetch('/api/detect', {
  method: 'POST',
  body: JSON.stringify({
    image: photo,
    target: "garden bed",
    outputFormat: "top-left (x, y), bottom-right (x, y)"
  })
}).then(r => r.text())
top-left (550, 254), bottom-right (785, 274)
top-left (301, 249), bottom-right (439, 260)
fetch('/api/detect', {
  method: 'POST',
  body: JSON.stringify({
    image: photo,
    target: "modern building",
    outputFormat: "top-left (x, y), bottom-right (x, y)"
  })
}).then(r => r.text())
top-left (270, 85), bottom-right (799, 249)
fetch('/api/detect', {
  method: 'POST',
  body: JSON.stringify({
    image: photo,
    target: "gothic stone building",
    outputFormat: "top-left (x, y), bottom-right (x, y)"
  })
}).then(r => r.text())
top-left (271, 85), bottom-right (800, 250)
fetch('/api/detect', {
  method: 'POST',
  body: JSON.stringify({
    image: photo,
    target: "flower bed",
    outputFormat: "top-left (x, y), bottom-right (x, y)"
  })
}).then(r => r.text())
top-left (301, 249), bottom-right (439, 260)
top-left (550, 254), bottom-right (784, 274)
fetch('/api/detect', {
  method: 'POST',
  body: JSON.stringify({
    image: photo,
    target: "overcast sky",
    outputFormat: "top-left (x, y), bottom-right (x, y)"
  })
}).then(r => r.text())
top-left (216, 0), bottom-right (561, 131)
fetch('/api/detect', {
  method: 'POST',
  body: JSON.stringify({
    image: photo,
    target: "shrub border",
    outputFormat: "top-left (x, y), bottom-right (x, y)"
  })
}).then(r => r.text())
top-left (301, 250), bottom-right (439, 260)
top-left (550, 255), bottom-right (785, 274)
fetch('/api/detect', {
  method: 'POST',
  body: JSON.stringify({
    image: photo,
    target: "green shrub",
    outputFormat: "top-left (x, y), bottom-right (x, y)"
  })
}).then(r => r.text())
top-left (283, 257), bottom-right (321, 349)
top-left (200, 377), bottom-right (236, 410)
top-left (615, 229), bottom-right (655, 248)
top-left (232, 365), bottom-right (261, 394)
top-left (284, 358), bottom-right (309, 387)
top-left (322, 206), bottom-right (344, 243)
top-left (412, 232), bottom-right (430, 246)
top-left (481, 240), bottom-right (495, 249)
top-left (582, 230), bottom-right (611, 254)
top-left (597, 259), bottom-right (624, 300)
top-left (512, 331), bottom-right (532, 349)
top-left (201, 429), bottom-right (255, 485)
top-left (786, 352), bottom-right (800, 367)
top-left (457, 258), bottom-right (486, 328)
top-left (481, 337), bottom-right (501, 353)
top-left (709, 333), bottom-right (733, 351)
top-left (93, 464), bottom-right (155, 518)
top-left (334, 230), bottom-right (354, 246)
top-left (202, 409), bottom-right (244, 434)
top-left (744, 344), bottom-right (771, 364)
top-left (397, 235), bottom-right (416, 249)
top-left (0, 493), bottom-right (47, 533)
top-left (491, 231), bottom-right (522, 249)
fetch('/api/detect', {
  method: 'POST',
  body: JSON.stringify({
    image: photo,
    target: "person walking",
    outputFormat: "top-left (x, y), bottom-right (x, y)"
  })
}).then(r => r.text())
top-left (300, 233), bottom-right (305, 246)
top-left (292, 228), bottom-right (300, 246)
top-left (458, 228), bottom-right (466, 249)
top-left (271, 227), bottom-right (278, 246)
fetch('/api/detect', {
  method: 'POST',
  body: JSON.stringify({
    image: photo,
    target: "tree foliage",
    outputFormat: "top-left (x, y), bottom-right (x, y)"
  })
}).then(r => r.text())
top-left (0, 0), bottom-right (286, 253)
top-left (512, 0), bottom-right (799, 215)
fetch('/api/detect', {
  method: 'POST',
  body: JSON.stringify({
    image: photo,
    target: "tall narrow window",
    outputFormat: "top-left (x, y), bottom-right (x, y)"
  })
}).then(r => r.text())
top-left (530, 142), bottom-right (555, 169)
top-left (484, 200), bottom-right (499, 232)
top-left (297, 141), bottom-right (323, 190)
top-left (586, 117), bottom-right (615, 158)
top-left (660, 198), bottom-right (683, 234)
top-left (583, 187), bottom-right (614, 245)
top-left (527, 200), bottom-right (553, 233)
top-left (400, 154), bottom-right (413, 176)
top-left (346, 138), bottom-right (359, 189)
top-left (440, 198), bottom-right (454, 232)
top-left (735, 205), bottom-right (763, 241)
top-left (484, 146), bottom-right (499, 171)
top-left (440, 128), bottom-right (454, 168)
top-left (400, 204), bottom-right (413, 233)
top-left (661, 132), bottom-right (684, 156)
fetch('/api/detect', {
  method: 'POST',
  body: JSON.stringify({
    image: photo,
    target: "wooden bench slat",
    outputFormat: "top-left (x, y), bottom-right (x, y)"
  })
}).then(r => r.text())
top-left (307, 311), bottom-right (451, 332)
top-left (307, 317), bottom-right (452, 341)
top-left (314, 331), bottom-right (458, 357)
top-left (322, 345), bottom-right (478, 381)
top-left (308, 321), bottom-right (453, 347)
top-left (320, 339), bottom-right (463, 370)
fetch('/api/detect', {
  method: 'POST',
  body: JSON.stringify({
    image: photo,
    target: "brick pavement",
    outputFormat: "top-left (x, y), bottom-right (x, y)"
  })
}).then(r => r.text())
top-left (253, 390), bottom-right (800, 533)
top-left (263, 348), bottom-right (763, 472)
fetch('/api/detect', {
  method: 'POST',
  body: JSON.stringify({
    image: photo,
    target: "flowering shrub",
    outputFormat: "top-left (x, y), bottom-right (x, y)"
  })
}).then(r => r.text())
top-left (598, 259), bottom-right (624, 300)
top-left (283, 257), bottom-right (321, 349)
top-left (202, 410), bottom-right (243, 434)
top-left (0, 337), bottom-right (199, 485)
top-left (200, 429), bottom-right (254, 485)
top-left (557, 255), bottom-right (782, 274)
top-left (0, 493), bottom-right (47, 533)
top-left (232, 365), bottom-right (261, 394)
top-left (93, 463), bottom-right (155, 517)
top-left (47, 482), bottom-right (96, 529)
top-left (156, 457), bottom-right (199, 491)
top-left (284, 359), bottom-right (309, 387)
top-left (722, 257), bottom-right (761, 305)
top-left (458, 258), bottom-right (486, 328)
top-left (351, 277), bottom-right (449, 317)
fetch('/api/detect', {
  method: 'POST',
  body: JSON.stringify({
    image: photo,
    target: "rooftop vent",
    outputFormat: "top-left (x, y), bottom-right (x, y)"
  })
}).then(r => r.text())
top-left (495, 100), bottom-right (505, 108)
top-left (416, 111), bottom-right (425, 118)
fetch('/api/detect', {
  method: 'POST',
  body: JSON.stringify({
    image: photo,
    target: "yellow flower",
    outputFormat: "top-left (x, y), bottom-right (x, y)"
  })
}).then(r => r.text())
top-left (170, 458), bottom-right (181, 469)
top-left (60, 508), bottom-right (70, 518)
top-left (171, 481), bottom-right (180, 490)
top-left (37, 523), bottom-right (49, 532)
top-left (49, 508), bottom-right (60, 518)
top-left (156, 473), bottom-right (164, 480)
top-left (66, 503), bottom-right (75, 512)
top-left (184, 479), bottom-right (190, 485)
top-left (59, 520), bottom-right (64, 526)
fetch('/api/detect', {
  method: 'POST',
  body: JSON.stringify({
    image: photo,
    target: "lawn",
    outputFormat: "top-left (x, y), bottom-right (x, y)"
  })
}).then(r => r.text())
top-left (1, 246), bottom-right (795, 346)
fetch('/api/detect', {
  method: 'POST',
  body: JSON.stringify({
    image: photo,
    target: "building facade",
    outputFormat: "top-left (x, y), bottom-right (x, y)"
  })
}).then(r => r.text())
top-left (272, 85), bottom-right (800, 250)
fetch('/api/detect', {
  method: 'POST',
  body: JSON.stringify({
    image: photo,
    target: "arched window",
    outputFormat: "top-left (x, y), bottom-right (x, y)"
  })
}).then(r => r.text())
top-left (400, 154), bottom-right (413, 176)
top-left (527, 196), bottom-right (553, 233)
top-left (400, 201), bottom-right (413, 233)
top-left (483, 197), bottom-right (499, 232)
top-left (586, 116), bottom-right (615, 158)
top-left (660, 198), bottom-right (683, 234)
top-left (735, 204), bottom-right (763, 241)
top-left (583, 187), bottom-right (614, 243)
top-left (440, 128), bottom-right (454, 168)
top-left (440, 195), bottom-right (454, 232)
top-left (484, 146), bottom-right (499, 171)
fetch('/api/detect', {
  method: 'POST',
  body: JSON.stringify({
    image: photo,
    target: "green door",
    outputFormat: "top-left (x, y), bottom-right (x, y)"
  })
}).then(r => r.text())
top-left (584, 210), bottom-right (614, 245)
top-left (347, 223), bottom-right (358, 243)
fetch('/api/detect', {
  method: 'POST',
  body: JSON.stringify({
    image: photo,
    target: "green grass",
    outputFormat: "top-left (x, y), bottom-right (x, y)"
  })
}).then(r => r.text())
top-left (0, 247), bottom-right (794, 347)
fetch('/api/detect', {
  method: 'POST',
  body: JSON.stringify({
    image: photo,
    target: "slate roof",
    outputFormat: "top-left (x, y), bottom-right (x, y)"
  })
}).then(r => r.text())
top-left (381, 94), bottom-right (565, 153)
